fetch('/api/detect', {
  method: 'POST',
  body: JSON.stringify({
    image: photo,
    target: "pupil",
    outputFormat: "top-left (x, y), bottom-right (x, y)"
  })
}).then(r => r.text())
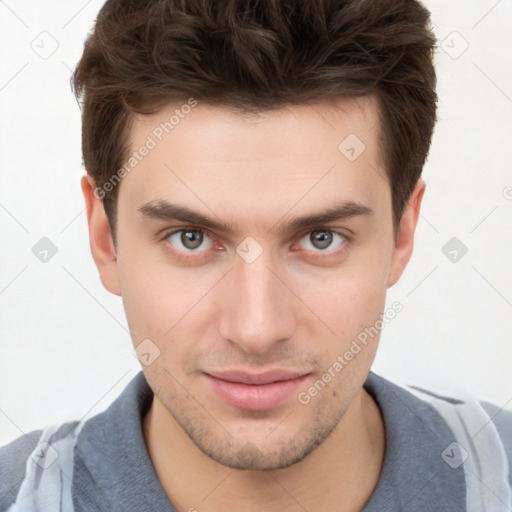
top-left (182, 230), bottom-right (203, 249)
top-left (311, 230), bottom-right (332, 249)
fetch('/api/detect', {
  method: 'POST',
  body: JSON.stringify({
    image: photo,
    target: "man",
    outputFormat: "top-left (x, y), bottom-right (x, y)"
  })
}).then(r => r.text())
top-left (1, 0), bottom-right (511, 511)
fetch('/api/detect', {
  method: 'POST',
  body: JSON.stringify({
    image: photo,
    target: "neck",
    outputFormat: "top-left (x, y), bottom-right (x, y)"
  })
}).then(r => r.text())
top-left (143, 389), bottom-right (385, 512)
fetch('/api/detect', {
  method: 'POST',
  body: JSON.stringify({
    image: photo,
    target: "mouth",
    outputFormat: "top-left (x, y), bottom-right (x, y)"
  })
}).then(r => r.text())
top-left (203, 369), bottom-right (311, 411)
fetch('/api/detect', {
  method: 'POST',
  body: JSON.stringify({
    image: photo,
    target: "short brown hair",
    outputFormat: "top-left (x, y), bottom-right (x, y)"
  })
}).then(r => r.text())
top-left (72, 0), bottom-right (437, 242)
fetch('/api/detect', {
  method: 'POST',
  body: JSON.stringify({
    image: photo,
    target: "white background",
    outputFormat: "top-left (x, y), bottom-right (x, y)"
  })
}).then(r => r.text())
top-left (1, 0), bottom-right (511, 446)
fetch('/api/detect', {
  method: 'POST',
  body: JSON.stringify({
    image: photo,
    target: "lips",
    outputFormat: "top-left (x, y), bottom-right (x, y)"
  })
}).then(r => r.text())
top-left (206, 369), bottom-right (308, 385)
top-left (203, 369), bottom-right (310, 411)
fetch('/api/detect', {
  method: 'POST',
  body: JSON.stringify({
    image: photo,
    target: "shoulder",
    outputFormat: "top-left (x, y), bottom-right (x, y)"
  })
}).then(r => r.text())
top-left (0, 421), bottom-right (81, 511)
top-left (480, 400), bottom-right (512, 439)
top-left (406, 381), bottom-right (512, 448)
top-left (370, 372), bottom-right (511, 448)
top-left (365, 372), bottom-right (512, 504)
top-left (480, 401), bottom-right (512, 474)
top-left (0, 429), bottom-right (42, 510)
top-left (401, 377), bottom-right (512, 494)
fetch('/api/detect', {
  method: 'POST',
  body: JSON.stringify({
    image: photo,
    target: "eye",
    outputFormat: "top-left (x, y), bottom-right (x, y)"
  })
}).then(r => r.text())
top-left (298, 229), bottom-right (345, 252)
top-left (167, 229), bottom-right (213, 252)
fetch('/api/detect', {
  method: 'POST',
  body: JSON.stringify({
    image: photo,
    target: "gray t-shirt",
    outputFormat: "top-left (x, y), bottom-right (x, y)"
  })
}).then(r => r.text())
top-left (1, 371), bottom-right (511, 511)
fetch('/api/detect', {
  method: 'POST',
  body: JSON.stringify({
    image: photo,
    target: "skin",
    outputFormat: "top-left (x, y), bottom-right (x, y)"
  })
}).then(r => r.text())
top-left (82, 96), bottom-right (425, 512)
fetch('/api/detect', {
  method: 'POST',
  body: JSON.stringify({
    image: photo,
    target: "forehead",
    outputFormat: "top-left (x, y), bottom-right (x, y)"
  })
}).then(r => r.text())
top-left (118, 97), bottom-right (389, 229)
top-left (128, 96), bottom-right (380, 159)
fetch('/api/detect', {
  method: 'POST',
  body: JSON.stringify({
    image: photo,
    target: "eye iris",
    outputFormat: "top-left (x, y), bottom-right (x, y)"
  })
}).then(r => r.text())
top-left (311, 230), bottom-right (333, 250)
top-left (181, 230), bottom-right (203, 249)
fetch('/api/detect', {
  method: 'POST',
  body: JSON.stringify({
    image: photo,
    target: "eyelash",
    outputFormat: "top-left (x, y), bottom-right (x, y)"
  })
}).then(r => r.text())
top-left (159, 227), bottom-right (350, 262)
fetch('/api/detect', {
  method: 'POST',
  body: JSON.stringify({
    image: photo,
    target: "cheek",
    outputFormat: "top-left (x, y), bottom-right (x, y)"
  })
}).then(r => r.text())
top-left (117, 243), bottom-right (208, 337)
top-left (288, 246), bottom-right (391, 376)
top-left (292, 256), bottom-right (390, 331)
top-left (119, 260), bottom-right (168, 338)
top-left (119, 264), bottom-right (195, 381)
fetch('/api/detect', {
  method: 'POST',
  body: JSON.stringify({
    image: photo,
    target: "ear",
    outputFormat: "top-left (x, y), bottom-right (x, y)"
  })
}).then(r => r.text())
top-left (81, 175), bottom-right (121, 296)
top-left (387, 178), bottom-right (425, 288)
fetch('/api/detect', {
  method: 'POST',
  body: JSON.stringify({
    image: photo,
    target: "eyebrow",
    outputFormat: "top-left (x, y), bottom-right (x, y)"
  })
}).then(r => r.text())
top-left (138, 200), bottom-right (374, 235)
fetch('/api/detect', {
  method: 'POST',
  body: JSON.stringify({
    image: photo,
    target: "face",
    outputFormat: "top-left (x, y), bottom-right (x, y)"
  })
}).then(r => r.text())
top-left (83, 97), bottom-right (422, 471)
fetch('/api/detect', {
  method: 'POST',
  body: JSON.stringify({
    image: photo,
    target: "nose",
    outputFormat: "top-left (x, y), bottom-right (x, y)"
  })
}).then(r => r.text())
top-left (217, 248), bottom-right (297, 355)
